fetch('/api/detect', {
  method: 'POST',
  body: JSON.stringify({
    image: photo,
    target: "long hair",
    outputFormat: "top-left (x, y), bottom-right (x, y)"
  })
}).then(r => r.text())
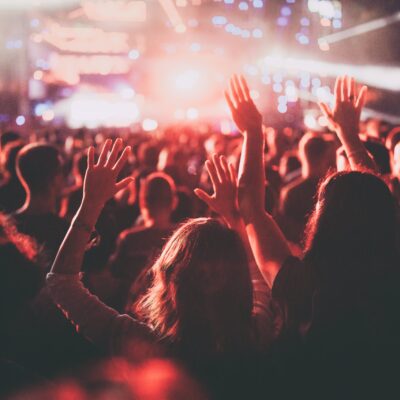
top-left (304, 170), bottom-right (397, 267)
top-left (303, 170), bottom-right (399, 335)
top-left (135, 218), bottom-right (253, 355)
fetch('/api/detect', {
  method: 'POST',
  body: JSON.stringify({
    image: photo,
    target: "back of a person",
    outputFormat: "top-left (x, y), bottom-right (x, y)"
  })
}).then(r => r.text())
top-left (278, 176), bottom-right (320, 244)
top-left (109, 224), bottom-right (175, 312)
top-left (12, 212), bottom-right (69, 264)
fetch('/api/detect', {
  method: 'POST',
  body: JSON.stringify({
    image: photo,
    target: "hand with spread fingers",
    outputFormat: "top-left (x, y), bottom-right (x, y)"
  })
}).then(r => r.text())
top-left (319, 75), bottom-right (377, 171)
top-left (319, 75), bottom-right (367, 144)
top-left (194, 154), bottom-right (240, 228)
top-left (225, 74), bottom-right (263, 135)
top-left (83, 138), bottom-right (133, 209)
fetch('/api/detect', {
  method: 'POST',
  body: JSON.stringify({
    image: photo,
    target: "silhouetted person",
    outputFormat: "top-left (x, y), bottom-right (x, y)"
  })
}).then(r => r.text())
top-left (12, 143), bottom-right (69, 264)
top-left (0, 141), bottom-right (26, 212)
top-left (278, 133), bottom-right (335, 244)
top-left (109, 172), bottom-right (177, 310)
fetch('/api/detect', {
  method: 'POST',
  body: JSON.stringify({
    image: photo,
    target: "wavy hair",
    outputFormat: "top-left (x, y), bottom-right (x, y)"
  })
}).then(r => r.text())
top-left (135, 218), bottom-right (253, 355)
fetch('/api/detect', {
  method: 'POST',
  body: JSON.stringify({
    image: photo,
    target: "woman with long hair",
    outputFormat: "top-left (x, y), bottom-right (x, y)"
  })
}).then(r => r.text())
top-left (225, 74), bottom-right (400, 362)
top-left (46, 139), bottom-right (268, 371)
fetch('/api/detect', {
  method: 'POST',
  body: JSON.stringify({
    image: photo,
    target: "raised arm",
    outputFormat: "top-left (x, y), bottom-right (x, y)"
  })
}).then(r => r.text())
top-left (50, 138), bottom-right (132, 276)
top-left (225, 75), bottom-right (291, 287)
top-left (319, 75), bottom-right (377, 172)
top-left (46, 139), bottom-right (137, 348)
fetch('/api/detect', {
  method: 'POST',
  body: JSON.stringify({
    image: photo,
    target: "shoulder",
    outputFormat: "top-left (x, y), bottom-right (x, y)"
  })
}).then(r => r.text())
top-left (272, 256), bottom-right (313, 302)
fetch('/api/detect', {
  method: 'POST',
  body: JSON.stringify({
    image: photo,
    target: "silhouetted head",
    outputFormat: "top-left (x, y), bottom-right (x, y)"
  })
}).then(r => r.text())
top-left (139, 172), bottom-right (177, 216)
top-left (2, 140), bottom-right (24, 178)
top-left (16, 143), bottom-right (63, 196)
top-left (136, 218), bottom-right (253, 355)
top-left (305, 170), bottom-right (397, 268)
top-left (138, 141), bottom-right (160, 169)
top-left (299, 133), bottom-right (335, 174)
top-left (73, 151), bottom-right (88, 181)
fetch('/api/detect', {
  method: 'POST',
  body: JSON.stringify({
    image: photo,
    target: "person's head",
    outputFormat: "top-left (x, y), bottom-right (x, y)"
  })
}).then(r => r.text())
top-left (139, 172), bottom-right (177, 221)
top-left (72, 150), bottom-right (88, 183)
top-left (16, 143), bottom-right (63, 199)
top-left (279, 151), bottom-right (301, 179)
top-left (136, 218), bottom-right (253, 354)
top-left (304, 170), bottom-right (397, 269)
top-left (299, 133), bottom-right (335, 177)
top-left (2, 140), bottom-right (24, 179)
top-left (137, 141), bottom-right (160, 170)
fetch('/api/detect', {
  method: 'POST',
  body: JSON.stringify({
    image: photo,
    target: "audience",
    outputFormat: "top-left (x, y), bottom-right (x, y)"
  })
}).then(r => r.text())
top-left (0, 140), bottom-right (26, 213)
top-left (109, 172), bottom-right (177, 311)
top-left (278, 132), bottom-right (335, 244)
top-left (1, 74), bottom-right (399, 398)
top-left (12, 143), bottom-right (69, 264)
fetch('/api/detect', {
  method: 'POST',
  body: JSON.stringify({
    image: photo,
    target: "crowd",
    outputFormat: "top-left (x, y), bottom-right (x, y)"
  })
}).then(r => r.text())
top-left (0, 75), bottom-right (399, 399)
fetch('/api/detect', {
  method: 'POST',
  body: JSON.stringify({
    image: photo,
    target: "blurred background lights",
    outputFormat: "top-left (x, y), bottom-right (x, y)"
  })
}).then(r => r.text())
top-left (175, 70), bottom-right (200, 90)
top-left (142, 118), bottom-right (158, 131)
top-left (186, 107), bottom-right (199, 120)
top-left (128, 49), bottom-right (140, 60)
top-left (16, 115), bottom-right (25, 126)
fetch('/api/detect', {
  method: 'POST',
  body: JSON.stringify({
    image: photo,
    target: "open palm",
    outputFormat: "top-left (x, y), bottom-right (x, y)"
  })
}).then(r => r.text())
top-left (83, 138), bottom-right (133, 208)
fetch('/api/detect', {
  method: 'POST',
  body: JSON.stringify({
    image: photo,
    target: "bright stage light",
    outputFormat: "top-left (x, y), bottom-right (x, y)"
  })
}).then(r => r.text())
top-left (175, 70), bottom-right (200, 90)
top-left (42, 109), bottom-right (55, 122)
top-left (16, 115), bottom-right (25, 126)
top-left (61, 92), bottom-right (140, 128)
top-left (128, 49), bottom-right (140, 60)
top-left (0, 0), bottom-right (79, 9)
top-left (186, 108), bottom-right (199, 120)
top-left (304, 114), bottom-right (318, 130)
top-left (142, 118), bottom-right (158, 131)
top-left (261, 55), bottom-right (400, 91)
top-left (319, 11), bottom-right (400, 46)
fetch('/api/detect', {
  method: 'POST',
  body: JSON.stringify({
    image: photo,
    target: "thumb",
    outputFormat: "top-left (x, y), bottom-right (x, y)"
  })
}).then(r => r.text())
top-left (194, 188), bottom-right (213, 206)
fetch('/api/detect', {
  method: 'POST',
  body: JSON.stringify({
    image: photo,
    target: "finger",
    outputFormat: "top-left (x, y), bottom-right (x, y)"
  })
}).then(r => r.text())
top-left (341, 75), bottom-right (347, 101)
top-left (355, 85), bottom-right (368, 111)
top-left (194, 188), bottom-right (213, 205)
top-left (228, 162), bottom-right (238, 184)
top-left (115, 177), bottom-right (135, 193)
top-left (106, 138), bottom-right (123, 167)
top-left (239, 75), bottom-right (251, 102)
top-left (350, 77), bottom-right (356, 103)
top-left (219, 155), bottom-right (230, 181)
top-left (334, 76), bottom-right (341, 104)
top-left (87, 146), bottom-right (95, 170)
top-left (212, 153), bottom-right (224, 183)
top-left (205, 159), bottom-right (219, 192)
top-left (113, 146), bottom-right (131, 175)
top-left (97, 139), bottom-right (112, 166)
top-left (319, 102), bottom-right (333, 120)
top-left (233, 74), bottom-right (245, 103)
top-left (229, 78), bottom-right (240, 106)
top-left (224, 90), bottom-right (236, 113)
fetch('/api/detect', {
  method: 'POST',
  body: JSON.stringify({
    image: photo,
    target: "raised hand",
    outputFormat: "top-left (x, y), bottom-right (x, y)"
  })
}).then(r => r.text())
top-left (194, 154), bottom-right (239, 227)
top-left (225, 74), bottom-right (263, 134)
top-left (83, 138), bottom-right (133, 209)
top-left (319, 75), bottom-right (367, 143)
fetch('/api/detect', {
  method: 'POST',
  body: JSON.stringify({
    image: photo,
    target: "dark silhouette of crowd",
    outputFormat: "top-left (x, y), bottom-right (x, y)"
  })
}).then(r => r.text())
top-left (0, 75), bottom-right (399, 399)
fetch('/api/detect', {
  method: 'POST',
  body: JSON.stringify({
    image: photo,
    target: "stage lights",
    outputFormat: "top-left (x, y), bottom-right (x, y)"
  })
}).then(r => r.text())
top-left (175, 70), bottom-right (200, 90)
top-left (16, 116), bottom-right (25, 126)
